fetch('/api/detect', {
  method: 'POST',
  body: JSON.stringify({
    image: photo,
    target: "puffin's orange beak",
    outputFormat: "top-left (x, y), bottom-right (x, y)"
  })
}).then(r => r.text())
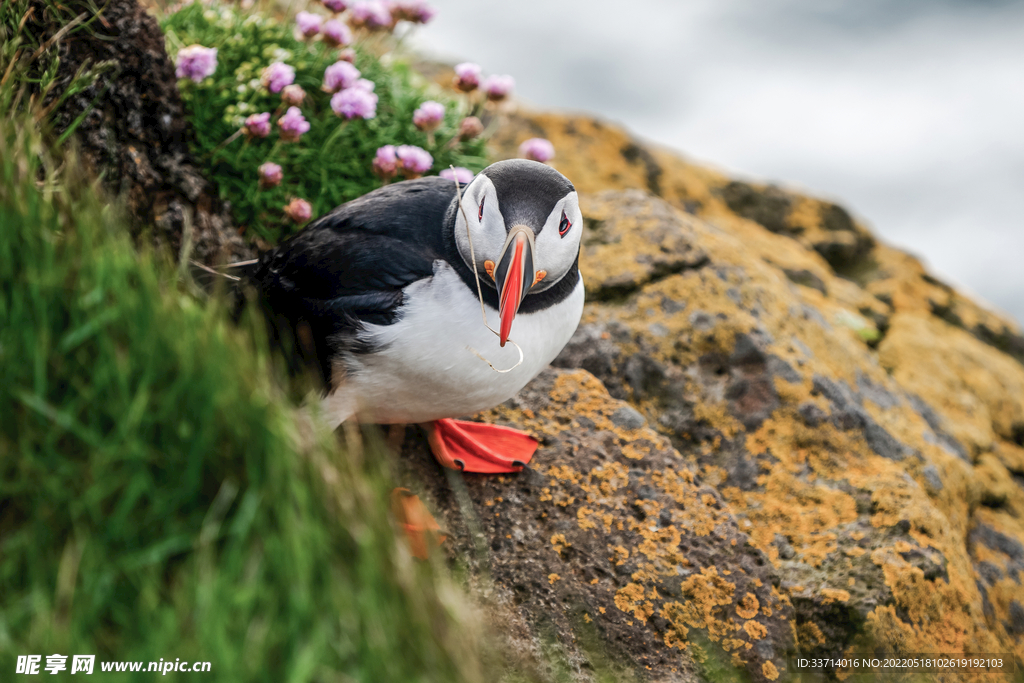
top-left (493, 226), bottom-right (536, 347)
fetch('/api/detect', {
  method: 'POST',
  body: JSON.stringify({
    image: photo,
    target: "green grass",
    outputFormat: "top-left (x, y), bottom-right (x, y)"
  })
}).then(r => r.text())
top-left (0, 93), bottom-right (484, 681)
top-left (162, 2), bottom-right (488, 244)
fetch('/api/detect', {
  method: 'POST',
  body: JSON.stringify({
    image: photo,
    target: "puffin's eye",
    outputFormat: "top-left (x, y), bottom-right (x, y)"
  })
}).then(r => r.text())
top-left (478, 197), bottom-right (485, 221)
top-left (558, 211), bottom-right (572, 238)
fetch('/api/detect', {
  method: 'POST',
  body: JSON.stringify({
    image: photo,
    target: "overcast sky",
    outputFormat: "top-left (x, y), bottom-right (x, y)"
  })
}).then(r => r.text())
top-left (410, 0), bottom-right (1024, 325)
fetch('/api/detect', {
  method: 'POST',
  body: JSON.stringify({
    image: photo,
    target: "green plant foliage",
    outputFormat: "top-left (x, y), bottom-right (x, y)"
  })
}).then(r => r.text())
top-left (0, 100), bottom-right (483, 682)
top-left (162, 3), bottom-right (488, 244)
top-left (0, 0), bottom-right (118, 140)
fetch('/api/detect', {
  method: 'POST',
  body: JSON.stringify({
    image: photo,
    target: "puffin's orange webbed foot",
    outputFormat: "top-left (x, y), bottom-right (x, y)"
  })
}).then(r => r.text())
top-left (424, 418), bottom-right (538, 474)
top-left (391, 488), bottom-right (446, 560)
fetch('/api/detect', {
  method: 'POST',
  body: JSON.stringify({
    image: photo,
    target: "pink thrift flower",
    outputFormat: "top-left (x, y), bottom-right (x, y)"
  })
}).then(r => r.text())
top-left (440, 167), bottom-right (474, 184)
top-left (372, 145), bottom-right (398, 180)
top-left (322, 60), bottom-right (361, 93)
top-left (338, 48), bottom-right (357, 63)
top-left (518, 138), bottom-right (555, 163)
top-left (281, 84), bottom-right (306, 106)
top-left (277, 106), bottom-right (311, 142)
top-left (261, 62), bottom-right (295, 93)
top-left (350, 1), bottom-right (393, 30)
top-left (322, 19), bottom-right (352, 47)
top-left (243, 112), bottom-right (272, 139)
top-left (323, 0), bottom-right (347, 13)
top-left (452, 62), bottom-right (481, 92)
top-left (296, 11), bottom-right (322, 37)
top-left (395, 145), bottom-right (433, 178)
top-left (352, 78), bottom-right (376, 92)
top-left (175, 45), bottom-right (217, 83)
top-left (258, 162), bottom-right (283, 188)
top-left (331, 87), bottom-right (378, 119)
top-left (483, 74), bottom-right (514, 102)
top-left (457, 116), bottom-right (484, 140)
top-left (391, 0), bottom-right (435, 23)
top-left (412, 100), bottom-right (445, 132)
top-left (285, 198), bottom-right (313, 224)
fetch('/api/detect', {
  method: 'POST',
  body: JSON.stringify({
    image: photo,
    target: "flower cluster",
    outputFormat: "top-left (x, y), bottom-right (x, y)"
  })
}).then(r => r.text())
top-left (168, 0), bottom-right (495, 241)
top-left (518, 137), bottom-right (555, 163)
top-left (175, 45), bottom-right (218, 83)
top-left (390, 0), bottom-right (435, 24)
top-left (261, 62), bottom-right (295, 93)
top-left (243, 112), bottom-right (271, 138)
top-left (284, 197), bottom-right (313, 223)
top-left (259, 162), bottom-right (283, 188)
top-left (372, 144), bottom-right (434, 181)
top-left (412, 101), bottom-right (444, 132)
top-left (295, 11), bottom-right (322, 37)
top-left (451, 62), bottom-right (514, 103)
top-left (277, 107), bottom-right (311, 142)
top-left (350, 1), bottom-right (394, 30)
top-left (323, 60), bottom-right (361, 92)
top-left (322, 19), bottom-right (352, 47)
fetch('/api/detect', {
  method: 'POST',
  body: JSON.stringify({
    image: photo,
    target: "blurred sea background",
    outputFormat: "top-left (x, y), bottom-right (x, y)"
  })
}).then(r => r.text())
top-left (410, 0), bottom-right (1024, 325)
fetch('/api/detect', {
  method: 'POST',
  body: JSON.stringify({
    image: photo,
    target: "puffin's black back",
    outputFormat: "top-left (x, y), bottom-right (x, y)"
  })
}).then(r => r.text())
top-left (249, 176), bottom-right (457, 387)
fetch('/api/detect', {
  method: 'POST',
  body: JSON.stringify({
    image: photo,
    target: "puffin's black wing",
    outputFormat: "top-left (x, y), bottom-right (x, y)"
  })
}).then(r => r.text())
top-left (250, 176), bottom-right (457, 385)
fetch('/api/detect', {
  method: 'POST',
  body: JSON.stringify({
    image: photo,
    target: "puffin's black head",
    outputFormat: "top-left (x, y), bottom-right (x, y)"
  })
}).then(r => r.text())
top-left (453, 159), bottom-right (580, 346)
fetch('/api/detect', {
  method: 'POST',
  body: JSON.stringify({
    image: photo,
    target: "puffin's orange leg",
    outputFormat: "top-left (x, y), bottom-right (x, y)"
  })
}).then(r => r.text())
top-left (424, 418), bottom-right (538, 474)
top-left (391, 488), bottom-right (447, 560)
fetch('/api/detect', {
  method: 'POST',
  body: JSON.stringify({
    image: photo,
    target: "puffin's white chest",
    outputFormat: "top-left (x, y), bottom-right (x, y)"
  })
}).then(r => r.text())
top-left (321, 260), bottom-right (584, 426)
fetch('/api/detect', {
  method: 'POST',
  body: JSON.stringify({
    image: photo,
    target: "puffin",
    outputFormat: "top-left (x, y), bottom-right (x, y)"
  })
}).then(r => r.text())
top-left (247, 159), bottom-right (584, 473)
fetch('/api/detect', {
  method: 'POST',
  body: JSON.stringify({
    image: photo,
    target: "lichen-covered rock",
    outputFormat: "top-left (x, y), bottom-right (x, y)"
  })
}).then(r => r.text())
top-left (399, 368), bottom-right (793, 682)
top-left (394, 108), bottom-right (1024, 677)
top-left (545, 186), bottom-right (1020, 673)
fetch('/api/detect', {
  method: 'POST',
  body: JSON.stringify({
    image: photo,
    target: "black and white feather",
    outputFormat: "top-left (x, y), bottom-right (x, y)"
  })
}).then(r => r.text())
top-left (248, 159), bottom-right (585, 427)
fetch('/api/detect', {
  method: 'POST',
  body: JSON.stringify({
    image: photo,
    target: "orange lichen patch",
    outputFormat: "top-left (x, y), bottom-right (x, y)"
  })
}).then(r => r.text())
top-left (621, 441), bottom-right (652, 460)
top-left (743, 620), bottom-right (768, 640)
top-left (651, 468), bottom-right (726, 536)
top-left (700, 464), bottom-right (729, 487)
top-left (867, 548), bottom-right (1002, 656)
top-left (820, 588), bottom-right (850, 604)
top-left (880, 313), bottom-right (1024, 455)
top-left (576, 506), bottom-right (598, 530)
top-left (992, 440), bottom-right (1024, 478)
top-left (762, 660), bottom-right (780, 681)
top-left (974, 452), bottom-right (1022, 513)
top-left (615, 582), bottom-right (656, 623)
top-left (547, 464), bottom-right (581, 486)
top-left (692, 398), bottom-right (744, 440)
top-left (610, 545), bottom-right (630, 565)
top-left (575, 192), bottom-right (708, 297)
top-left (736, 593), bottom-right (760, 619)
top-left (796, 621), bottom-right (826, 647)
top-left (548, 573), bottom-right (560, 585)
top-left (660, 567), bottom-right (739, 644)
top-left (550, 533), bottom-right (571, 554)
top-left (663, 622), bottom-right (689, 650)
top-left (729, 470), bottom-right (857, 567)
